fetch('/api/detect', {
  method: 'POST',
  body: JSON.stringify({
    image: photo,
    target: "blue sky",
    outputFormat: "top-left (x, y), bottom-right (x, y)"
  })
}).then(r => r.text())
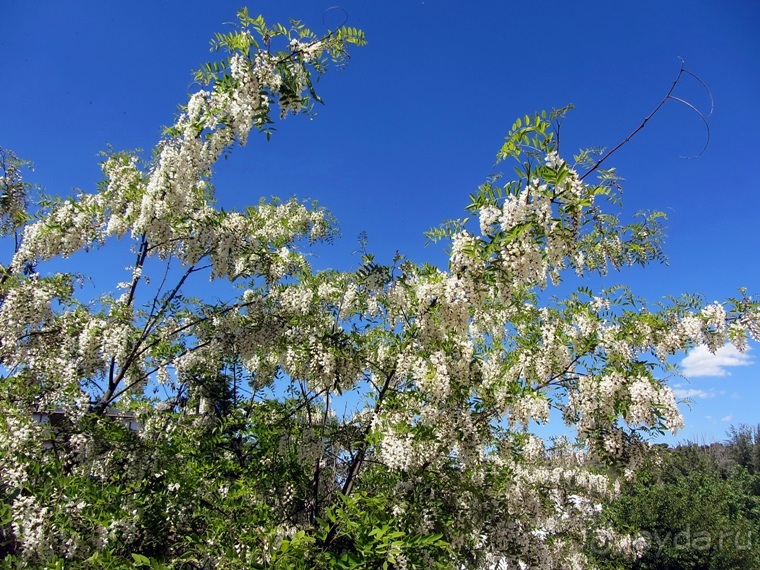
top-left (1, 1), bottom-right (758, 444)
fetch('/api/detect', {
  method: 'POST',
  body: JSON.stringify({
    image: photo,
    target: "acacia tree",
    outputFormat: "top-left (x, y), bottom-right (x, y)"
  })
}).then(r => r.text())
top-left (0, 10), bottom-right (758, 570)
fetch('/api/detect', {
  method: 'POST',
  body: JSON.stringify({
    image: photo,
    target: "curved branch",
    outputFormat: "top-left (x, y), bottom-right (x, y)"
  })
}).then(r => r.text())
top-left (580, 60), bottom-right (713, 180)
top-left (668, 95), bottom-right (711, 159)
top-left (323, 6), bottom-right (349, 29)
top-left (682, 67), bottom-right (714, 118)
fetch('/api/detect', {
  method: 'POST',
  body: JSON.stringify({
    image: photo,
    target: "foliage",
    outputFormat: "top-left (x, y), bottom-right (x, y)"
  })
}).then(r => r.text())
top-left (0, 148), bottom-right (33, 238)
top-left (726, 424), bottom-right (760, 475)
top-left (0, 8), bottom-right (758, 570)
top-left (593, 434), bottom-right (760, 569)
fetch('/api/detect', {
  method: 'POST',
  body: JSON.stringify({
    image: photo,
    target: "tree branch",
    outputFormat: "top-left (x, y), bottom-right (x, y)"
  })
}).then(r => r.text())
top-left (580, 60), bottom-right (711, 181)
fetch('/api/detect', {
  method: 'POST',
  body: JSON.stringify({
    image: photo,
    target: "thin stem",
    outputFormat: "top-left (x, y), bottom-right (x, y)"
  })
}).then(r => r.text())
top-left (580, 61), bottom-right (702, 182)
top-left (100, 235), bottom-right (149, 412)
top-left (321, 368), bottom-right (395, 549)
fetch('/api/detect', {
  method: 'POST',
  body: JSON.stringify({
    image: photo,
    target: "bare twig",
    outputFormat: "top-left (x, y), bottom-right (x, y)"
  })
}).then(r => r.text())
top-left (580, 60), bottom-right (713, 181)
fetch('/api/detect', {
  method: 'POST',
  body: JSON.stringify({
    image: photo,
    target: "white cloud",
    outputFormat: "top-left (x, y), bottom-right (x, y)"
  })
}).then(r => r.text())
top-left (673, 388), bottom-right (715, 399)
top-left (681, 344), bottom-right (753, 378)
top-left (721, 415), bottom-right (733, 423)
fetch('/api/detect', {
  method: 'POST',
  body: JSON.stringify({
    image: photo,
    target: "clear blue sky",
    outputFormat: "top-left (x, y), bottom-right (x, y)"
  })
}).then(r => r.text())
top-left (1, 1), bottom-right (758, 444)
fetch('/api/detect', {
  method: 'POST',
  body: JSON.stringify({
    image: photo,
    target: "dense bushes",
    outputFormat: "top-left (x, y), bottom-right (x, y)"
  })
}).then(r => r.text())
top-left (595, 426), bottom-right (760, 569)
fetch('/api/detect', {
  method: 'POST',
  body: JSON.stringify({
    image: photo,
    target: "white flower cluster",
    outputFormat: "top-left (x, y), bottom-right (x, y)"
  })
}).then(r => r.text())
top-left (0, 276), bottom-right (58, 365)
top-left (570, 371), bottom-right (683, 444)
top-left (471, 438), bottom-right (639, 568)
top-left (376, 424), bottom-right (437, 471)
top-left (11, 194), bottom-right (104, 270)
top-left (12, 494), bottom-right (52, 559)
top-left (101, 154), bottom-right (144, 238)
top-left (626, 377), bottom-right (681, 430)
top-left (509, 392), bottom-right (550, 429)
top-left (395, 349), bottom-right (452, 400)
top-left (0, 414), bottom-right (43, 490)
top-left (289, 38), bottom-right (325, 62)
top-left (10, 38), bottom-right (331, 282)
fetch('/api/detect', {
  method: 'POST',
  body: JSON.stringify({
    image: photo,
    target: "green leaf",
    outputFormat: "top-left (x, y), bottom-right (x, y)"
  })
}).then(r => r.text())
top-left (131, 553), bottom-right (151, 567)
